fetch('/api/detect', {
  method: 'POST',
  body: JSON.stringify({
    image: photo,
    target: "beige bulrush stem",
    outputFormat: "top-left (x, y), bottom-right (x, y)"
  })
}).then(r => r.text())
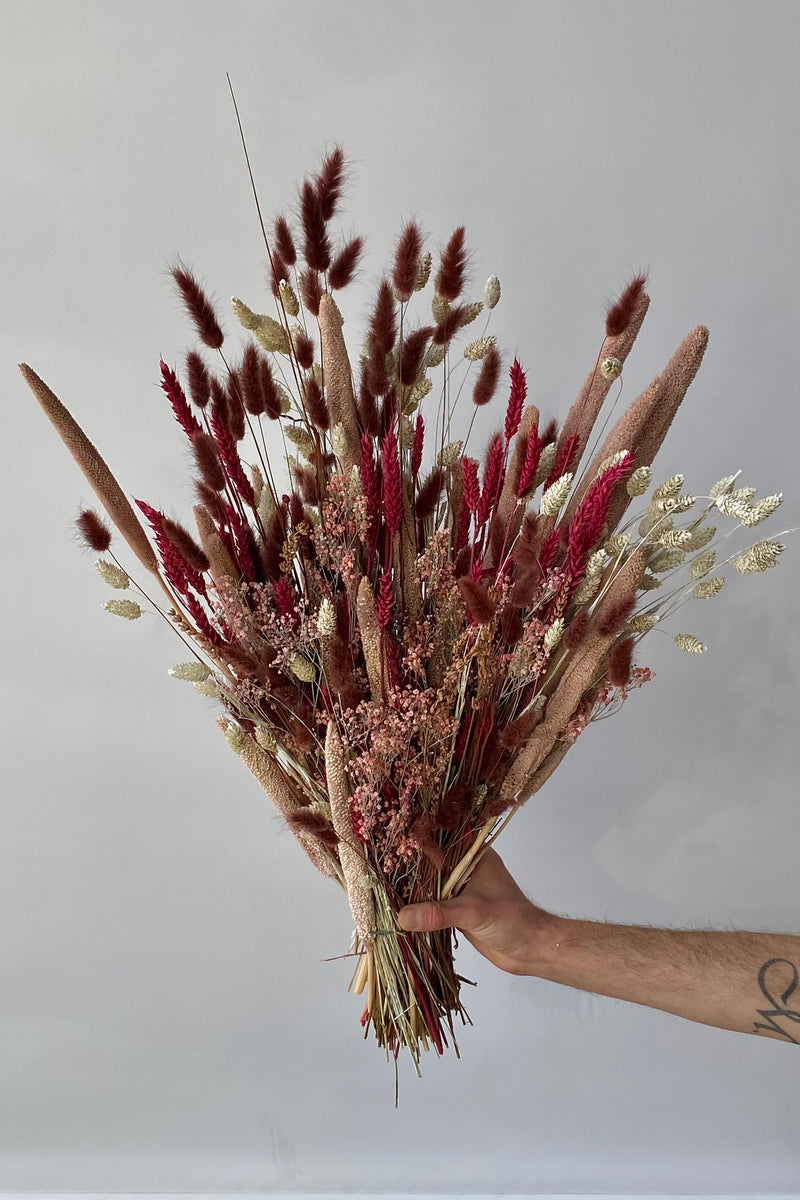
top-left (356, 576), bottom-right (383, 698)
top-left (236, 726), bottom-right (336, 879)
top-left (317, 294), bottom-right (361, 473)
top-left (325, 721), bottom-right (376, 945)
top-left (20, 364), bottom-right (160, 576)
top-left (499, 545), bottom-right (646, 803)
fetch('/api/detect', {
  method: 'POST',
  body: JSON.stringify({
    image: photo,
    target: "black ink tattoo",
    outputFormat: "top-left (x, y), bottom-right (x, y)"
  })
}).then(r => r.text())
top-left (753, 958), bottom-right (800, 1043)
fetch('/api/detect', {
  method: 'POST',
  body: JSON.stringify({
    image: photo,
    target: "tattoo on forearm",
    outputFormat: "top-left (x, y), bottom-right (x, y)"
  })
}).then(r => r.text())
top-left (753, 958), bottom-right (800, 1043)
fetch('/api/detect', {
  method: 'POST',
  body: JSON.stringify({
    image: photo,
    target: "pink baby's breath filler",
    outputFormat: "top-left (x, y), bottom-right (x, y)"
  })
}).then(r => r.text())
top-left (21, 146), bottom-right (791, 1086)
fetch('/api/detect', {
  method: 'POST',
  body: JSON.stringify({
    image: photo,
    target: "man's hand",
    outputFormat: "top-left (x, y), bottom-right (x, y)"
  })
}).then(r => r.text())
top-left (397, 846), bottom-right (553, 976)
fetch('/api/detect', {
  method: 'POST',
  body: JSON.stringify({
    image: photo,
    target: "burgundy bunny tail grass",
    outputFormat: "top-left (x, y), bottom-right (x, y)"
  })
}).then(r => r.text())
top-left (315, 145), bottom-right (346, 221)
top-left (399, 325), bottom-right (434, 387)
top-left (162, 516), bottom-right (210, 573)
top-left (301, 180), bottom-right (331, 273)
top-left (77, 508), bottom-right (112, 551)
top-left (299, 269), bottom-right (322, 316)
top-left (606, 273), bottom-right (649, 338)
top-left (472, 345), bottom-right (502, 408)
top-left (436, 226), bottom-right (468, 301)
top-left (328, 237), bottom-right (363, 290)
top-left (607, 636), bottom-right (635, 687)
top-left (458, 576), bottom-right (497, 624)
top-left (415, 467), bottom-right (445, 520)
top-left (597, 593), bottom-right (636, 638)
top-left (273, 215), bottom-right (297, 267)
top-left (170, 264), bottom-right (224, 349)
top-left (393, 221), bottom-right (423, 301)
top-left (191, 429), bottom-right (227, 492)
top-left (185, 350), bottom-right (211, 409)
top-left (304, 374), bottom-right (330, 430)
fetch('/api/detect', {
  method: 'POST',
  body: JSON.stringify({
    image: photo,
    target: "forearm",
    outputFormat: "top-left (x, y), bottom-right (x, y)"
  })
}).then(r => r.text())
top-left (527, 915), bottom-right (800, 1042)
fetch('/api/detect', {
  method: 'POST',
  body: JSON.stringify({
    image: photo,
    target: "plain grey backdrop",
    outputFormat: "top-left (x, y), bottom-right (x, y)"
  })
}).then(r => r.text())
top-left (1, 1), bottom-right (798, 1195)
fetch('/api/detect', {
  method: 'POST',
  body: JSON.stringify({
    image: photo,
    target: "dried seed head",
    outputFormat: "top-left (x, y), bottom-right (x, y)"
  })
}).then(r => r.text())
top-left (415, 252), bottom-right (433, 291)
top-left (533, 443), bottom-right (557, 488)
top-left (656, 493), bottom-right (696, 514)
top-left (330, 423), bottom-right (348, 459)
top-left (95, 559), bottom-right (129, 588)
top-left (597, 449), bottom-right (630, 476)
top-left (284, 424), bottom-right (315, 456)
top-left (715, 486), bottom-right (757, 519)
top-left (740, 493), bottom-right (783, 526)
top-left (652, 474), bottom-right (685, 501)
top-left (732, 539), bottom-right (785, 573)
top-left (278, 279), bottom-right (300, 317)
top-left (684, 524), bottom-right (716, 551)
top-left (709, 473), bottom-right (739, 501)
top-left (194, 677), bottom-right (221, 698)
top-left (657, 528), bottom-right (693, 548)
top-left (431, 292), bottom-right (450, 324)
top-left (628, 612), bottom-right (659, 634)
top-left (626, 465), bottom-right (652, 497)
top-left (484, 275), bottom-right (501, 309)
top-left (171, 266), bottom-right (224, 349)
top-left (693, 576), bottom-right (725, 598)
top-left (222, 720), bottom-right (248, 753)
top-left (104, 598), bottom-right (142, 620)
top-left (169, 661), bottom-right (212, 681)
top-left (464, 335), bottom-right (497, 361)
top-left (288, 652), bottom-right (316, 682)
top-left (77, 508), bottom-right (112, 551)
top-left (316, 597), bottom-right (336, 637)
top-left (404, 377), bottom-right (433, 412)
top-left (639, 571), bottom-right (662, 591)
top-left (254, 724), bottom-right (277, 750)
top-left (249, 463), bottom-right (264, 507)
top-left (438, 440), bottom-right (464, 468)
top-left (649, 547), bottom-right (685, 572)
top-left (425, 341), bottom-right (447, 369)
top-left (540, 472), bottom-right (574, 516)
top-left (231, 296), bottom-right (260, 331)
top-left (544, 618), bottom-right (565, 651)
top-left (675, 633), bottom-right (707, 653)
top-left (603, 533), bottom-right (630, 557)
top-left (601, 356), bottom-right (623, 380)
top-left (689, 549), bottom-right (716, 578)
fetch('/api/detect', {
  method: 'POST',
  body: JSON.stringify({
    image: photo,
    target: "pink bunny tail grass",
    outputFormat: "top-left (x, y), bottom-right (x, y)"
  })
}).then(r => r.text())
top-left (273, 215), bottom-right (297, 267)
top-left (504, 358), bottom-right (527, 442)
top-left (315, 145), bottom-right (346, 221)
top-left (436, 226), bottom-right (468, 301)
top-left (160, 360), bottom-right (202, 438)
top-left (606, 274), bottom-right (649, 338)
top-left (20, 363), bottom-right (159, 576)
top-left (170, 265), bottom-right (224, 350)
top-left (472, 345), bottom-right (502, 408)
top-left (328, 237), bottom-right (364, 290)
top-left (76, 508), bottom-right (112, 552)
top-left (393, 221), bottom-right (423, 300)
top-left (301, 179), bottom-right (332, 272)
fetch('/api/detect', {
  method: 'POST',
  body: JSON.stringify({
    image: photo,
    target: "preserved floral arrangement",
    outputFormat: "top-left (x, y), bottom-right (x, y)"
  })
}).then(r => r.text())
top-left (20, 145), bottom-right (788, 1079)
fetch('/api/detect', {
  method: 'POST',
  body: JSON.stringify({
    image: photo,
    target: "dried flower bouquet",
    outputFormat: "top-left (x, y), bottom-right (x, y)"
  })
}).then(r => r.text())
top-left (21, 147), bottom-right (788, 1075)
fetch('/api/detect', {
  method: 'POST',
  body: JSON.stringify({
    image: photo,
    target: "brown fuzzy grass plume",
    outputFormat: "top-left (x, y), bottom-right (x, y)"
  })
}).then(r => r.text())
top-left (77, 508), bottom-right (112, 551)
top-left (606, 274), bottom-right (648, 338)
top-left (436, 226), bottom-right (467, 301)
top-left (393, 221), bottom-right (423, 301)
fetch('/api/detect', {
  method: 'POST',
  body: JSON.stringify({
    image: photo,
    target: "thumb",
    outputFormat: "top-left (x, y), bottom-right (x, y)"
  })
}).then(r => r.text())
top-left (398, 896), bottom-right (473, 933)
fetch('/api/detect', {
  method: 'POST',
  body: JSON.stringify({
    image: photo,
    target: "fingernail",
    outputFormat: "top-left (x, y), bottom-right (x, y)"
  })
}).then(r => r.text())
top-left (398, 907), bottom-right (420, 931)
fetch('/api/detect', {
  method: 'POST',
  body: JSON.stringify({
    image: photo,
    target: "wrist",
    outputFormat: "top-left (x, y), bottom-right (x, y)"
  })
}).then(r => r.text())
top-left (520, 907), bottom-right (571, 977)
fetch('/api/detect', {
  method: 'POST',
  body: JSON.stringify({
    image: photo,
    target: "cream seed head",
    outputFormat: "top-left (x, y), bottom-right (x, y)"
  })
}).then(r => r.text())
top-left (652, 474), bottom-right (684, 501)
top-left (649, 547), bottom-right (685, 572)
top-left (249, 462), bottom-right (265, 507)
top-left (231, 296), bottom-right (259, 330)
top-left (95, 559), bottom-right (130, 589)
top-left (684, 524), bottom-right (716, 551)
top-left (626, 465), bottom-right (652, 497)
top-left (288, 653), bottom-right (316, 682)
top-left (193, 677), bottom-right (221, 698)
top-left (693, 576), bottom-right (725, 598)
top-left (169, 661), bottom-right (212, 682)
top-left (253, 314), bottom-right (290, 355)
top-left (732, 540), bottom-right (785, 573)
top-left (405, 377), bottom-right (433, 409)
top-left (639, 571), bottom-right (662, 591)
top-left (597, 449), bottom-right (630, 476)
top-left (544, 618), bottom-right (565, 651)
top-left (254, 724), bottom-right (277, 751)
top-left (438, 440), bottom-right (464, 468)
top-left (223, 720), bottom-right (248, 753)
top-left (278, 279), bottom-right (300, 317)
top-left (277, 384), bottom-right (293, 415)
top-left (284, 425), bottom-right (315, 456)
top-left (709, 473), bottom-right (740, 501)
top-left (330, 423), bottom-right (348, 459)
top-left (601, 356), bottom-right (623, 380)
top-left (603, 532), bottom-right (631, 557)
top-left (656, 493), bottom-right (696, 514)
top-left (540, 472), bottom-right (574, 516)
top-left (533, 443), bottom-right (557, 488)
top-left (431, 293), bottom-right (450, 323)
top-left (415, 252), bottom-right (432, 291)
top-left (484, 276), bottom-right (501, 310)
top-left (460, 300), bottom-right (484, 327)
top-left (400, 415), bottom-right (415, 449)
top-left (104, 598), bottom-right (142, 619)
top-left (739, 493), bottom-right (783, 527)
top-left (316, 597), bottom-right (336, 637)
top-left (657, 527), bottom-right (693, 548)
top-left (689, 549), bottom-right (716, 578)
top-left (463, 335), bottom-right (497, 362)
top-left (675, 633), bottom-right (707, 653)
top-left (628, 613), bottom-right (659, 634)
top-left (425, 342), bottom-right (447, 369)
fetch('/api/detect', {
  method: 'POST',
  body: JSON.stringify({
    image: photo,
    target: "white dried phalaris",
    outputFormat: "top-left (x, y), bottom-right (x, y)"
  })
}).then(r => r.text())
top-left (628, 612), bottom-right (659, 634)
top-left (544, 618), bottom-right (565, 651)
top-left (649, 547), bottom-right (685, 572)
top-left (674, 633), bottom-right (707, 654)
top-left (249, 462), bottom-right (265, 508)
top-left (258, 481), bottom-right (276, 527)
top-left (278, 278), bottom-right (300, 317)
top-left (459, 300), bottom-right (484, 328)
top-left (715, 486), bottom-right (757, 520)
top-left (284, 424), bottom-right (315, 456)
top-left (657, 527), bottom-right (693, 548)
top-left (223, 720), bottom-right (248, 753)
top-left (689, 548), bottom-right (716, 579)
top-left (348, 463), bottom-right (363, 497)
top-left (709, 473), bottom-right (740, 501)
top-left (533, 443), bottom-right (557, 489)
top-left (732, 539), bottom-right (785, 574)
top-left (168, 661), bottom-right (212, 682)
top-left (693, 576), bottom-right (726, 599)
top-left (603, 532), bottom-right (630, 557)
top-left (404, 377), bottom-right (433, 410)
top-left (463, 335), bottom-right (497, 362)
top-left (573, 548), bottom-right (606, 603)
top-left (626, 465), bottom-right (652, 497)
top-left (194, 677), bottom-right (221, 698)
top-left (415, 252), bottom-right (433, 291)
top-left (596, 449), bottom-right (630, 476)
top-left (425, 342), bottom-right (448, 369)
top-left (254, 724), bottom-right (277, 751)
top-left (277, 384), bottom-right (293, 415)
top-left (95, 559), bottom-right (129, 589)
top-left (330, 423), bottom-right (348, 460)
top-left (655, 493), bottom-right (696, 514)
top-left (438, 440), bottom-right (464, 468)
top-left (652, 474), bottom-right (685, 502)
top-left (431, 292), bottom-right (450, 323)
top-left (739, 493), bottom-right (783, 527)
top-left (311, 362), bottom-right (324, 387)
top-left (484, 275), bottom-right (501, 310)
top-left (400, 414), bottom-right (416, 449)
top-left (639, 570), bottom-right (662, 591)
top-left (288, 652), bottom-right (316, 682)
top-left (103, 598), bottom-right (142, 619)
top-left (231, 296), bottom-right (260, 330)
top-left (540, 472), bottom-right (574, 516)
top-left (601, 356), bottom-right (623, 381)
top-left (683, 524), bottom-right (716, 551)
top-left (254, 314), bottom-right (290, 355)
top-left (316, 597), bottom-right (336, 638)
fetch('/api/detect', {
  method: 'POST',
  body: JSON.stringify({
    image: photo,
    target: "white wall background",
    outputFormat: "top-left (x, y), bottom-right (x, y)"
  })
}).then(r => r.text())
top-left (1, 1), bottom-right (798, 1195)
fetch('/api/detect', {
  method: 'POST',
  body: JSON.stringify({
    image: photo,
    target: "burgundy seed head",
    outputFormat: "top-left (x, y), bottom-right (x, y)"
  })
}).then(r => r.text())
top-left (393, 221), bottom-right (423, 301)
top-left (185, 350), bottom-right (211, 409)
top-left (273, 215), bottom-right (297, 267)
top-left (605, 273), bottom-right (649, 338)
top-left (504, 358), bottom-right (527, 442)
top-left (607, 636), bottom-right (635, 687)
top-left (473, 345), bottom-right (502, 408)
top-left (293, 330), bottom-right (315, 370)
top-left (415, 466), bottom-right (445, 520)
top-left (299, 269), bottom-right (321, 316)
top-left (328, 237), bottom-right (363, 290)
top-left (260, 357), bottom-right (283, 420)
top-left (77, 508), bottom-right (112, 551)
top-left (226, 372), bottom-right (246, 441)
top-left (301, 180), bottom-right (331, 273)
top-left (369, 280), bottom-right (397, 359)
top-left (458, 576), bottom-right (497, 623)
top-left (304, 374), bottom-right (330, 430)
top-left (162, 517), bottom-right (210, 573)
top-left (171, 264), bottom-right (224, 349)
top-left (436, 226), bottom-right (468, 302)
top-left (410, 414), bottom-right (424, 478)
top-left (399, 325), bottom-right (434, 387)
top-left (192, 429), bottom-right (227, 491)
top-left (315, 145), bottom-right (346, 221)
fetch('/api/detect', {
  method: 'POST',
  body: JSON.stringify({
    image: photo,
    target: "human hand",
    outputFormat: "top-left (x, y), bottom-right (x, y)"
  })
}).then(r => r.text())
top-left (397, 846), bottom-right (554, 976)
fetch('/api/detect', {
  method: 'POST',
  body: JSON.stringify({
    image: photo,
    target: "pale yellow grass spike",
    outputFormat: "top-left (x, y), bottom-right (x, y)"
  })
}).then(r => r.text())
top-left (325, 721), bottom-right (376, 944)
top-left (318, 294), bottom-right (361, 472)
top-left (236, 725), bottom-right (336, 879)
top-left (20, 363), bottom-right (158, 576)
top-left (499, 546), bottom-right (646, 803)
top-left (356, 576), bottom-right (383, 698)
